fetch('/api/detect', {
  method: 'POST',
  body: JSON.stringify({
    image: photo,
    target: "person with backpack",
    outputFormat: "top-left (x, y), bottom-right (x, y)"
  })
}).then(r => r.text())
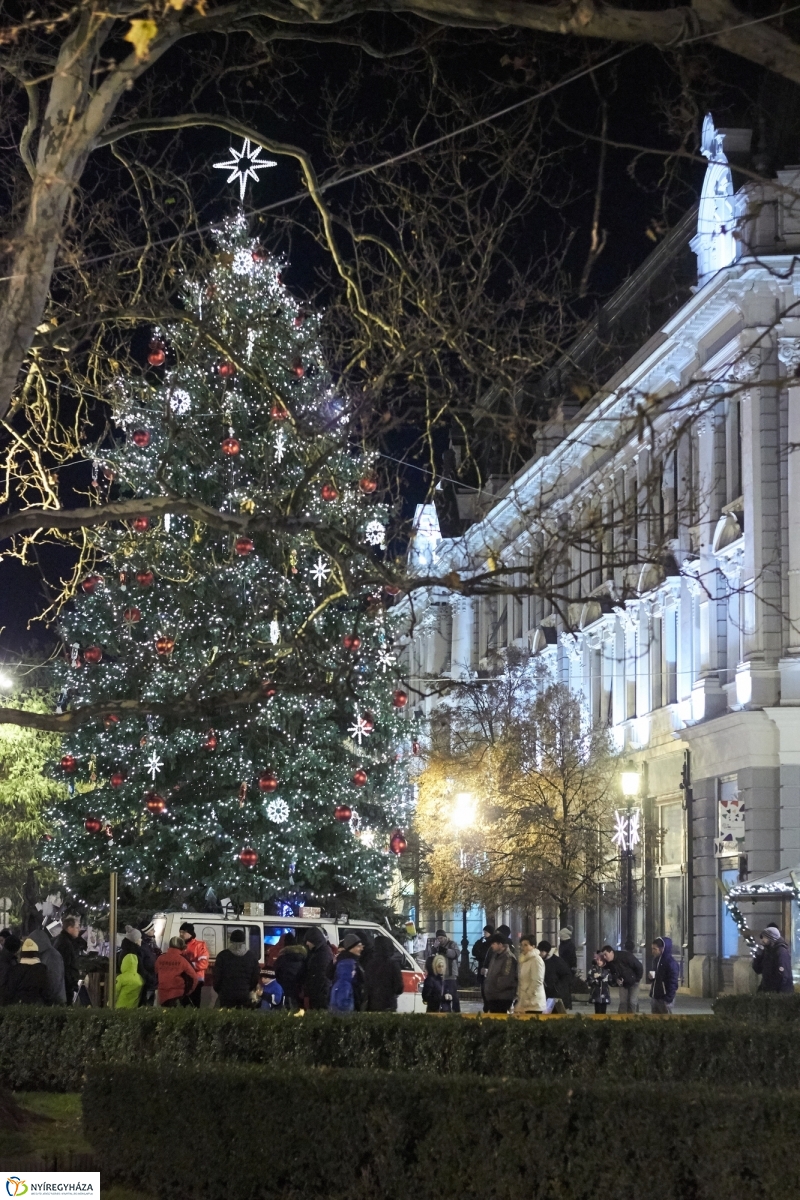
top-left (602, 944), bottom-right (644, 1013)
top-left (328, 933), bottom-right (365, 1012)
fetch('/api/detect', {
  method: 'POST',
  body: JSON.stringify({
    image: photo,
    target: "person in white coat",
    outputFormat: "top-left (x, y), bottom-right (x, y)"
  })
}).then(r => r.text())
top-left (515, 934), bottom-right (547, 1014)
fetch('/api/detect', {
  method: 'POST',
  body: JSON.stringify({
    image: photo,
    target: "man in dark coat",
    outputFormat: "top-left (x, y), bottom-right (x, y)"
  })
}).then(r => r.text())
top-left (364, 937), bottom-right (404, 1011)
top-left (54, 917), bottom-right (83, 1004)
top-left (484, 933), bottom-right (518, 1013)
top-left (539, 940), bottom-right (573, 1010)
top-left (212, 929), bottom-right (261, 1008)
top-left (274, 933), bottom-right (307, 1011)
top-left (0, 934), bottom-right (20, 1004)
top-left (303, 927), bottom-right (333, 1009)
top-left (753, 926), bottom-right (794, 993)
top-left (4, 938), bottom-right (51, 1005)
top-left (602, 945), bottom-right (644, 1013)
top-left (649, 936), bottom-right (680, 1013)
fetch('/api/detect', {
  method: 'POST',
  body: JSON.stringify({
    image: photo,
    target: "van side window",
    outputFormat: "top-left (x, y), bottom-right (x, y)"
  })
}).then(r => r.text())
top-left (201, 927), bottom-right (218, 958)
top-left (249, 924), bottom-right (262, 961)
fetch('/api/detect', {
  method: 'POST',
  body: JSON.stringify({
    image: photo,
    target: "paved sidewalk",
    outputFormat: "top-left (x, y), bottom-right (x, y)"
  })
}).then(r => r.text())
top-left (460, 992), bottom-right (715, 1016)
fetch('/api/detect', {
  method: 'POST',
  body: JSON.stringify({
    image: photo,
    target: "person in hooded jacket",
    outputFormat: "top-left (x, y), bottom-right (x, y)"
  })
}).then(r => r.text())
top-left (155, 936), bottom-right (198, 1007)
top-left (303, 927), bottom-right (333, 1009)
top-left (4, 938), bottom-right (51, 1005)
top-left (115, 952), bottom-right (144, 1008)
top-left (27, 927), bottom-right (66, 1005)
top-left (753, 926), bottom-right (794, 993)
top-left (538, 941), bottom-right (573, 1010)
top-left (328, 933), bottom-right (365, 1012)
top-left (273, 933), bottom-right (307, 1011)
top-left (364, 937), bottom-right (404, 1012)
top-left (558, 927), bottom-right (578, 974)
top-left (213, 929), bottom-right (261, 1008)
top-left (515, 935), bottom-right (547, 1014)
top-left (0, 934), bottom-right (20, 1004)
top-left (649, 936), bottom-right (680, 1013)
top-left (117, 926), bottom-right (144, 979)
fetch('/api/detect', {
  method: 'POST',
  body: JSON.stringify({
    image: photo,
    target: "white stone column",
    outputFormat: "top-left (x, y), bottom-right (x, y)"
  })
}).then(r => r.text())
top-left (450, 597), bottom-right (473, 680)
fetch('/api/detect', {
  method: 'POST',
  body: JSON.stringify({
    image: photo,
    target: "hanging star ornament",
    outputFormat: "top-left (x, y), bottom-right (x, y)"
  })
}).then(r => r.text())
top-left (213, 138), bottom-right (277, 202)
top-left (146, 750), bottom-right (164, 781)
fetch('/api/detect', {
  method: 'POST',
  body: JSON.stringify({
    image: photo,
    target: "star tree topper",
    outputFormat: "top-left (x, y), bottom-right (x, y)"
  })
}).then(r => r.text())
top-left (213, 138), bottom-right (277, 202)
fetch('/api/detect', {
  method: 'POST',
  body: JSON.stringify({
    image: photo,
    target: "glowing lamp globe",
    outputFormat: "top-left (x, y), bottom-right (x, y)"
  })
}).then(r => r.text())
top-left (335, 804), bottom-right (352, 822)
top-left (258, 771), bottom-right (278, 792)
top-left (132, 516), bottom-right (150, 533)
top-left (155, 636), bottom-right (175, 656)
top-left (123, 606), bottom-right (141, 624)
top-left (221, 436), bottom-right (241, 457)
top-left (84, 817), bottom-right (102, 834)
top-left (110, 771), bottom-right (126, 788)
top-left (83, 645), bottom-right (103, 664)
top-left (392, 689), bottom-right (408, 708)
top-left (352, 769), bottom-right (368, 787)
top-left (235, 536), bottom-right (254, 556)
top-left (218, 361), bottom-right (236, 379)
top-left (81, 575), bottom-right (102, 594)
top-left (239, 847), bottom-right (258, 868)
top-left (136, 570), bottom-right (154, 588)
top-left (389, 830), bottom-right (408, 855)
top-left (132, 429), bottom-right (151, 448)
top-left (359, 476), bottom-right (378, 495)
top-left (145, 792), bottom-right (166, 814)
top-left (621, 766), bottom-right (641, 797)
top-left (320, 483), bottom-right (338, 502)
top-left (61, 755), bottom-right (77, 773)
top-left (343, 633), bottom-right (361, 652)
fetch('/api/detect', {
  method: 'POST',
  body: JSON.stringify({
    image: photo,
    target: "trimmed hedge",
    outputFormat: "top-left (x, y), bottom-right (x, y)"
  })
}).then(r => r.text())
top-left (83, 1062), bottom-right (800, 1200)
top-left (2, 1006), bottom-right (800, 1091)
top-left (713, 992), bottom-right (800, 1021)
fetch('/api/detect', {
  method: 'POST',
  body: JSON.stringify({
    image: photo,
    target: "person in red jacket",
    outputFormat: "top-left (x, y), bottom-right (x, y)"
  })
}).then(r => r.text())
top-left (179, 923), bottom-right (209, 1008)
top-left (155, 937), bottom-right (198, 1008)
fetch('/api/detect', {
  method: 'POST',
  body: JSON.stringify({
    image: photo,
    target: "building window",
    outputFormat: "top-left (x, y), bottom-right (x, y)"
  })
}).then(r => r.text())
top-left (720, 866), bottom-right (740, 958)
top-left (659, 802), bottom-right (683, 866)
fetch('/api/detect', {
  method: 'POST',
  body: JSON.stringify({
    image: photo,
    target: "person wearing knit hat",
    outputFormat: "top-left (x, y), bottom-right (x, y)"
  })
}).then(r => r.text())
top-left (4, 938), bottom-right (51, 1005)
top-left (329, 934), bottom-right (365, 1012)
top-left (753, 925), bottom-right (794, 993)
top-left (557, 927), bottom-right (578, 975)
top-left (137, 920), bottom-right (160, 1005)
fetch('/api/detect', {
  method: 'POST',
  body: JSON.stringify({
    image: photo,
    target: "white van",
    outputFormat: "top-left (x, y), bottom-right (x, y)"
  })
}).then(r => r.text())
top-left (153, 911), bottom-right (426, 1013)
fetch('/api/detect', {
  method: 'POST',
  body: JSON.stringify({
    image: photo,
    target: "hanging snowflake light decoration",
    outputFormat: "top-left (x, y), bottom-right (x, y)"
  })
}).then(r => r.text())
top-left (348, 707), bottom-right (372, 746)
top-left (311, 555), bottom-right (330, 587)
top-left (169, 389), bottom-right (191, 416)
top-left (213, 138), bottom-right (277, 202)
top-left (266, 798), bottom-right (290, 824)
top-left (364, 519), bottom-right (386, 547)
top-left (377, 644), bottom-right (396, 673)
top-left (232, 247), bottom-right (255, 276)
top-left (269, 616), bottom-right (281, 645)
top-left (274, 429), bottom-right (287, 462)
top-left (146, 751), bottom-right (164, 781)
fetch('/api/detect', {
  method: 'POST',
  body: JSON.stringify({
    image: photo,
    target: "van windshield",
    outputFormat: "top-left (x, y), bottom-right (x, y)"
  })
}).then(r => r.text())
top-left (263, 925), bottom-right (296, 971)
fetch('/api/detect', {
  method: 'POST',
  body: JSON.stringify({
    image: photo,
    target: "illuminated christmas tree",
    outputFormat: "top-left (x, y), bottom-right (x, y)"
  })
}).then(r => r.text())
top-left (46, 213), bottom-right (412, 912)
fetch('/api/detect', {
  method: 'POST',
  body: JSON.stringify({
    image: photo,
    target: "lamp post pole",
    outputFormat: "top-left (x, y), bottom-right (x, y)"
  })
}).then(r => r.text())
top-left (459, 904), bottom-right (471, 985)
top-left (618, 765), bottom-right (641, 955)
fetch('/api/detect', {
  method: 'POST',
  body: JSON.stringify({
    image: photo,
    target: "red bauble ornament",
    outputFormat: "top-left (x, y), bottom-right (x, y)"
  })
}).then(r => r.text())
top-left (147, 340), bottom-right (166, 367)
top-left (145, 792), bottom-right (166, 814)
top-left (383, 584), bottom-right (401, 597)
top-left (252, 246), bottom-right (268, 262)
top-left (343, 633), bottom-right (361, 652)
top-left (260, 679), bottom-right (277, 699)
top-left (132, 429), bottom-right (151, 448)
top-left (293, 312), bottom-right (307, 328)
top-left (412, 739), bottom-right (421, 755)
top-left (221, 436), bottom-right (241, 457)
top-left (235, 536), bottom-right (254, 556)
top-left (359, 476), bottom-right (378, 495)
top-left (361, 712), bottom-right (375, 733)
top-left (335, 804), bottom-right (352, 822)
top-left (204, 730), bottom-right (218, 752)
top-left (132, 516), bottom-right (150, 533)
top-left (291, 358), bottom-right (305, 378)
top-left (321, 482), bottom-right (338, 502)
top-left (218, 361), bottom-right (236, 379)
top-left (271, 403), bottom-right (289, 420)
top-left (390, 829), bottom-right (408, 855)
top-left (84, 817), bottom-right (102, 834)
top-left (83, 645), bottom-right (103, 665)
top-left (239, 847), bottom-right (258, 867)
top-left (136, 570), bottom-right (154, 588)
top-left (352, 768), bottom-right (368, 787)
top-left (155, 635), bottom-right (175, 656)
top-left (61, 754), bottom-right (77, 773)
top-left (258, 770), bottom-right (278, 792)
top-left (123, 606), bottom-right (141, 624)
top-left (392, 689), bottom-right (409, 708)
top-left (104, 713), bottom-right (119, 729)
top-left (81, 575), bottom-right (102, 594)
top-left (110, 771), bottom-right (126, 788)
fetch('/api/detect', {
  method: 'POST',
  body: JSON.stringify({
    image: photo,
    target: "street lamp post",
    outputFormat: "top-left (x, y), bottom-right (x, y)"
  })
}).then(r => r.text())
top-left (452, 792), bottom-right (477, 986)
top-left (615, 765), bottom-right (641, 954)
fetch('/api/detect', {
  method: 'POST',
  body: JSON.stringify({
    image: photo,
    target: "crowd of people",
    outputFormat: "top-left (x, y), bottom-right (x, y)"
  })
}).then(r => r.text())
top-left (0, 917), bottom-right (794, 1013)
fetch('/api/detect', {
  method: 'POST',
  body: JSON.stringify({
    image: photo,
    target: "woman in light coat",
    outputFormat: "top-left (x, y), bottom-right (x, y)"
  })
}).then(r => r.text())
top-left (516, 934), bottom-right (547, 1013)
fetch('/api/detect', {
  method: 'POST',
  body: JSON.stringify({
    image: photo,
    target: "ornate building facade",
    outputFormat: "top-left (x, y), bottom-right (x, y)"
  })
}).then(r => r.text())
top-left (402, 118), bottom-right (800, 994)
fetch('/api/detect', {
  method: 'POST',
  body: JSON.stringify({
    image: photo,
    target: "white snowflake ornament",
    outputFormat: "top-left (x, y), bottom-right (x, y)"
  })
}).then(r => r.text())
top-left (146, 751), bottom-right (164, 781)
top-left (364, 519), bottom-right (386, 547)
top-left (266, 798), bottom-right (290, 824)
top-left (311, 555), bottom-right (330, 587)
top-left (274, 430), bottom-right (286, 462)
top-left (348, 707), bottom-right (372, 746)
